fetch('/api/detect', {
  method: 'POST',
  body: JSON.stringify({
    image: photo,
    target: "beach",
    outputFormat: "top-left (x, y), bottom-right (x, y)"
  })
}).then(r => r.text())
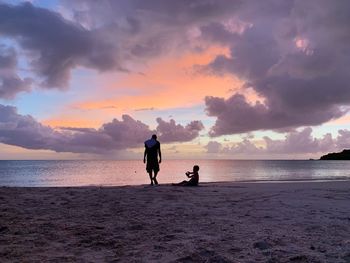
top-left (0, 181), bottom-right (349, 263)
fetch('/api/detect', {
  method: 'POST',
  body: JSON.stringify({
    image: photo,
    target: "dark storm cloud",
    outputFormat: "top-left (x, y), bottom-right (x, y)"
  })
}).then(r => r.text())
top-left (201, 0), bottom-right (350, 135)
top-left (0, 104), bottom-right (203, 153)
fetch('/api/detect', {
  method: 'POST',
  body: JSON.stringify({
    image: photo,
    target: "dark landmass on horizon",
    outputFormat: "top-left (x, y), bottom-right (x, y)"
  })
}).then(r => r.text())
top-left (320, 149), bottom-right (350, 160)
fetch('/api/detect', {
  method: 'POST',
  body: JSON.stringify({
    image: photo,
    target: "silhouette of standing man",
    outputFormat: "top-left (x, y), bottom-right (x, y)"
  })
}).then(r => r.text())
top-left (144, 134), bottom-right (162, 185)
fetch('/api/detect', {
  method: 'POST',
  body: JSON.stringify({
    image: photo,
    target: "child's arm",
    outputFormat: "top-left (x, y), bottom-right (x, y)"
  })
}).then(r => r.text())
top-left (186, 171), bottom-right (194, 178)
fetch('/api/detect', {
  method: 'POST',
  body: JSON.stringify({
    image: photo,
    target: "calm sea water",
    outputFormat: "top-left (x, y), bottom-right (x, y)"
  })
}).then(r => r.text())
top-left (0, 160), bottom-right (349, 187)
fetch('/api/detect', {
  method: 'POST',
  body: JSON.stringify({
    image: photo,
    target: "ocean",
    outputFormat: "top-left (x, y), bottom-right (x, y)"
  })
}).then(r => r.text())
top-left (0, 159), bottom-right (349, 187)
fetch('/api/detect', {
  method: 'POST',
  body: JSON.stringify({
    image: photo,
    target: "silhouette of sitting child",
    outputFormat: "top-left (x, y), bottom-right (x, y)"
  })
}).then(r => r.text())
top-left (172, 165), bottom-right (199, 186)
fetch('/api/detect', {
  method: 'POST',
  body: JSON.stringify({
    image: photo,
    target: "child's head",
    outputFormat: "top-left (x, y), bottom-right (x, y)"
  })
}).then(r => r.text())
top-left (193, 165), bottom-right (200, 172)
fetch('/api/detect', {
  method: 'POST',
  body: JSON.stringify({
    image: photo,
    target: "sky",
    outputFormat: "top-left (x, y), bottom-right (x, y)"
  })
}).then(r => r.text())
top-left (0, 0), bottom-right (350, 160)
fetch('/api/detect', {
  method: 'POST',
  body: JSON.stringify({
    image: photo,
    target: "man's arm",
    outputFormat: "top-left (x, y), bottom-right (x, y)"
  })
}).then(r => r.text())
top-left (143, 147), bottom-right (147, 163)
top-left (158, 144), bottom-right (162, 163)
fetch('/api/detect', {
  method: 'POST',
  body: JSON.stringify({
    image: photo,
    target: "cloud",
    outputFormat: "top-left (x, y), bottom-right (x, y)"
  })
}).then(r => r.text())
top-left (222, 138), bottom-right (264, 155)
top-left (0, 46), bottom-right (32, 99)
top-left (206, 127), bottom-right (341, 155)
top-left (262, 127), bottom-right (334, 154)
top-left (0, 1), bottom-right (240, 98)
top-left (205, 94), bottom-right (343, 135)
top-left (62, 0), bottom-right (241, 28)
top-left (101, 115), bottom-right (153, 149)
top-left (0, 104), bottom-right (203, 153)
top-left (336, 129), bottom-right (350, 150)
top-left (2, 0), bottom-right (350, 139)
top-left (0, 2), bottom-right (122, 91)
top-left (200, 0), bottom-right (350, 135)
top-left (156, 118), bottom-right (204, 143)
top-left (205, 141), bottom-right (222, 153)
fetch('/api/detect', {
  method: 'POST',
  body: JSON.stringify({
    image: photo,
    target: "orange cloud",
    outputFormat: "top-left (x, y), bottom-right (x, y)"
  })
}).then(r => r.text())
top-left (42, 117), bottom-right (102, 128)
top-left (44, 46), bottom-right (250, 128)
top-left (77, 46), bottom-right (241, 110)
top-left (325, 114), bottom-right (350, 126)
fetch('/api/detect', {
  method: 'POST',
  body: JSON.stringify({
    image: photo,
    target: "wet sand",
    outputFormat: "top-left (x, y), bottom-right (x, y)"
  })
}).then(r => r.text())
top-left (0, 181), bottom-right (349, 262)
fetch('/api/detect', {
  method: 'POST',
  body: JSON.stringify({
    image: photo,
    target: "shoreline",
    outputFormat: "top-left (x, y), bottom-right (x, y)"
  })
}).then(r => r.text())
top-left (1, 181), bottom-right (349, 262)
top-left (1, 177), bottom-right (350, 188)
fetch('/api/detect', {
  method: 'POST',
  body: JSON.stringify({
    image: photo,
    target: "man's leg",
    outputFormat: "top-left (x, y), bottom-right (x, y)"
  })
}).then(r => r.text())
top-left (153, 171), bottom-right (158, 185)
top-left (148, 171), bottom-right (154, 185)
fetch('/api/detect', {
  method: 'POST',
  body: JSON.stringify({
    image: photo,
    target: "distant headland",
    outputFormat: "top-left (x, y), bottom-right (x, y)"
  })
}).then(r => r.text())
top-left (320, 149), bottom-right (350, 160)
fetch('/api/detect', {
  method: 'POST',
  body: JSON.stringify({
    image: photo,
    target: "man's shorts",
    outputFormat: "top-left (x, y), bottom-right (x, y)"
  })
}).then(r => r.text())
top-left (146, 159), bottom-right (159, 173)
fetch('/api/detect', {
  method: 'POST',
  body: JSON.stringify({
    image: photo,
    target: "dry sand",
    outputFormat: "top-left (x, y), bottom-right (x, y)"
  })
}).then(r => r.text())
top-left (0, 181), bottom-right (349, 263)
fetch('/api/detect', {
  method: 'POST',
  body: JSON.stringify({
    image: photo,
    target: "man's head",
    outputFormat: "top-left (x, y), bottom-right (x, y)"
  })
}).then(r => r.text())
top-left (193, 165), bottom-right (199, 172)
top-left (152, 134), bottom-right (157, 140)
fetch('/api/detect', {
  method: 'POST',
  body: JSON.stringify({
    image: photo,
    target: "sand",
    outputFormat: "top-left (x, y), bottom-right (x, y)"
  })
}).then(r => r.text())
top-left (0, 181), bottom-right (349, 263)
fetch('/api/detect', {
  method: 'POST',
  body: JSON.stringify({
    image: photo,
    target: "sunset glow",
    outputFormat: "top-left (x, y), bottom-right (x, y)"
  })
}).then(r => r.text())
top-left (0, 0), bottom-right (350, 159)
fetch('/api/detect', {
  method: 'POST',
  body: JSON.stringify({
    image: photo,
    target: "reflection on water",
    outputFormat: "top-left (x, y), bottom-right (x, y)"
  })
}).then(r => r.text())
top-left (0, 160), bottom-right (350, 187)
